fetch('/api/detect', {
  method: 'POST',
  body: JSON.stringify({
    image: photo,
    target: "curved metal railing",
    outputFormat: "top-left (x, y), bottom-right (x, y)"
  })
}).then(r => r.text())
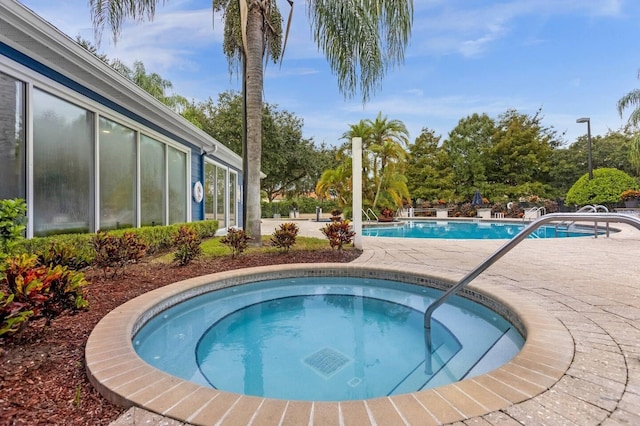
top-left (554, 205), bottom-right (610, 237)
top-left (424, 213), bottom-right (640, 351)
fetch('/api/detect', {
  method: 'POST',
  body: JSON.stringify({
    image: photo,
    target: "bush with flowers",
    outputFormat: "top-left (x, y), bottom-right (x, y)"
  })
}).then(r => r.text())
top-left (620, 189), bottom-right (640, 201)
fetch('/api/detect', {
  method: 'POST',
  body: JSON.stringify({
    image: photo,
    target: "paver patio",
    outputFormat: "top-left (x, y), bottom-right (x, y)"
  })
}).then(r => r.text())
top-left (109, 218), bottom-right (640, 425)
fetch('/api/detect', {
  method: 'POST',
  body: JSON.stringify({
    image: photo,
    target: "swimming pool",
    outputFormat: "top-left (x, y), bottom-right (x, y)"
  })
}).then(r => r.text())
top-left (362, 219), bottom-right (601, 239)
top-left (133, 276), bottom-right (523, 401)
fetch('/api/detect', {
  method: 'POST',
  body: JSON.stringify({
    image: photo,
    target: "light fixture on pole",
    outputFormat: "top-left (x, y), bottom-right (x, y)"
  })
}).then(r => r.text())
top-left (576, 117), bottom-right (593, 179)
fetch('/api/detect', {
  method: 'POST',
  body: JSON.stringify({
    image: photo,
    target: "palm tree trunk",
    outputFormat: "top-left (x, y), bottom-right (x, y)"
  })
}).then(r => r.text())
top-left (244, 5), bottom-right (264, 244)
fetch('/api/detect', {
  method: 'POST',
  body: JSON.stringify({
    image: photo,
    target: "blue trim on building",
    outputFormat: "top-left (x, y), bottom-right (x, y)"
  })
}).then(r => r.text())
top-left (190, 151), bottom-right (204, 221)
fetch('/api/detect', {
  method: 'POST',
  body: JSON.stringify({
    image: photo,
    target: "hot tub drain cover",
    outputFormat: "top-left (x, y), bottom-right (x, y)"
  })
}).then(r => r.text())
top-left (304, 347), bottom-right (351, 377)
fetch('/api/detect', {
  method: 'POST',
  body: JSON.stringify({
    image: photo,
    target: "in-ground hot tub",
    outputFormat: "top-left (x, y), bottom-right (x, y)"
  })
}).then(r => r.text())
top-left (86, 264), bottom-right (572, 425)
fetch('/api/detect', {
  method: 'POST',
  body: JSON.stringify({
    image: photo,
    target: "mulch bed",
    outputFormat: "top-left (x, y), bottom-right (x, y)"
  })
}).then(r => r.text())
top-left (0, 248), bottom-right (361, 425)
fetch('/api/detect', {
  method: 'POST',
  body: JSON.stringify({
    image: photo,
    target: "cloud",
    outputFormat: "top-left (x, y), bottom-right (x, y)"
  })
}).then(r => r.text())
top-left (265, 67), bottom-right (320, 79)
top-left (410, 0), bottom-right (626, 58)
top-left (293, 91), bottom-right (534, 145)
top-left (99, 9), bottom-right (222, 73)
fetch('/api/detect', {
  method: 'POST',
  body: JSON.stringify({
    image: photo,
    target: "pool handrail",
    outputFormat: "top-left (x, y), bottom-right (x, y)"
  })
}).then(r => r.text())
top-left (554, 205), bottom-right (609, 237)
top-left (424, 213), bottom-right (640, 349)
top-left (363, 208), bottom-right (378, 222)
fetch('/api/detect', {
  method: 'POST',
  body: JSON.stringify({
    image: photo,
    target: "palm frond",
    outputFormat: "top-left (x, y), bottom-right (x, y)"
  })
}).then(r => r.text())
top-left (90, 0), bottom-right (164, 44)
top-left (617, 88), bottom-right (640, 121)
top-left (307, 0), bottom-right (413, 102)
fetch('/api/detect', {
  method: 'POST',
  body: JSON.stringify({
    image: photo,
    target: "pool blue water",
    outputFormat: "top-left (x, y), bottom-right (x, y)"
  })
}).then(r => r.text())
top-left (134, 277), bottom-right (524, 401)
top-left (362, 220), bottom-right (598, 239)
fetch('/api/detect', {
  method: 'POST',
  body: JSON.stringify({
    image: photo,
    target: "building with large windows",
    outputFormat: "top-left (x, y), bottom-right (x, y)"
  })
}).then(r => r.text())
top-left (0, 1), bottom-right (242, 237)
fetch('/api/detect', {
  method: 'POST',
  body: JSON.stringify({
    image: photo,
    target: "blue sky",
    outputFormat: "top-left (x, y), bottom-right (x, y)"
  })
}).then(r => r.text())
top-left (17, 0), bottom-right (640, 147)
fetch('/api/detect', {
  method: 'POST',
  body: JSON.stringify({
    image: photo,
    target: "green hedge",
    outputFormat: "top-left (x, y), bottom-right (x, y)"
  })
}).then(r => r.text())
top-left (16, 220), bottom-right (219, 267)
top-left (261, 197), bottom-right (339, 217)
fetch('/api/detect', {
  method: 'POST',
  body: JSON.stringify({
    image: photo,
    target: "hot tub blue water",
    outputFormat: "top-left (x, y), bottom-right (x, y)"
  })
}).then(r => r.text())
top-left (362, 220), bottom-right (600, 239)
top-left (134, 277), bottom-right (523, 401)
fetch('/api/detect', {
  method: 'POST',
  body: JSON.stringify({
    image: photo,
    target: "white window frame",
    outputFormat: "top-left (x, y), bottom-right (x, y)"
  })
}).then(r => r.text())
top-left (0, 57), bottom-right (192, 235)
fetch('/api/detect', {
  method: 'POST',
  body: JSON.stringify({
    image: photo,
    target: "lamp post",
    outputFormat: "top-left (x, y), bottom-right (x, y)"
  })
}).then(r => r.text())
top-left (576, 117), bottom-right (593, 179)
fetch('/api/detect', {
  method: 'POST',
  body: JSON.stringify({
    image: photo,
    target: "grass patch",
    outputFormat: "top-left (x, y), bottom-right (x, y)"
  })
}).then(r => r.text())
top-left (153, 235), bottom-right (335, 263)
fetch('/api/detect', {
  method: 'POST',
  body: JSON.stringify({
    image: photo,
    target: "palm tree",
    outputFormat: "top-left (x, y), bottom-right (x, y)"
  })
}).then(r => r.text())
top-left (630, 135), bottom-right (640, 176)
top-left (618, 71), bottom-right (640, 127)
top-left (618, 72), bottom-right (640, 177)
top-left (367, 111), bottom-right (410, 149)
top-left (315, 162), bottom-right (352, 208)
top-left (365, 112), bottom-right (409, 206)
top-left (90, 0), bottom-right (413, 243)
top-left (370, 138), bottom-right (408, 207)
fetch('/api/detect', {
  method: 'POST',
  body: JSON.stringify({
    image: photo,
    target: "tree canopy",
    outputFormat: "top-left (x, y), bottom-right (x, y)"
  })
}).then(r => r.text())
top-left (186, 91), bottom-right (334, 202)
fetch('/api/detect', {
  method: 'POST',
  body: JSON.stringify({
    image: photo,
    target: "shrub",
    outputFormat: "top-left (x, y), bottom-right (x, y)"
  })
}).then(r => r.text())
top-left (1, 291), bottom-right (33, 338)
top-left (17, 234), bottom-right (94, 268)
top-left (565, 168), bottom-right (639, 206)
top-left (15, 221), bottom-right (218, 270)
top-left (173, 225), bottom-right (202, 266)
top-left (620, 189), bottom-right (640, 201)
top-left (91, 231), bottom-right (147, 277)
top-left (379, 207), bottom-right (395, 218)
top-left (543, 199), bottom-right (559, 213)
top-left (185, 220), bottom-right (219, 239)
top-left (0, 198), bottom-right (27, 262)
top-left (36, 240), bottom-right (91, 270)
top-left (261, 197), bottom-right (339, 217)
top-left (105, 221), bottom-right (218, 255)
top-left (270, 222), bottom-right (299, 252)
top-left (506, 202), bottom-right (523, 218)
top-left (321, 220), bottom-right (355, 250)
top-left (220, 228), bottom-right (251, 258)
top-left (491, 202), bottom-right (505, 215)
top-left (458, 203), bottom-right (476, 217)
top-left (1, 254), bottom-right (88, 328)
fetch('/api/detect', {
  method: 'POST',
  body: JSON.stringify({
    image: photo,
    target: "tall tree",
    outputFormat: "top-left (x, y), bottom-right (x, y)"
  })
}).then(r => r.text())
top-left (341, 112), bottom-right (409, 209)
top-left (617, 71), bottom-right (640, 178)
top-left (630, 135), bottom-right (640, 176)
top-left (441, 113), bottom-right (495, 201)
top-left (184, 91), bottom-right (327, 201)
top-left (405, 127), bottom-right (454, 202)
top-left (90, 0), bottom-right (413, 244)
top-left (487, 109), bottom-right (559, 193)
top-left (366, 112), bottom-right (410, 207)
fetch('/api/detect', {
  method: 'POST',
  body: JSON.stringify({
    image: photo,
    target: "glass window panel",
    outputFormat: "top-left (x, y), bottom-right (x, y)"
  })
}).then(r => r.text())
top-left (0, 72), bottom-right (26, 200)
top-left (33, 89), bottom-right (94, 236)
top-left (229, 172), bottom-right (236, 227)
top-left (216, 166), bottom-right (226, 228)
top-left (168, 146), bottom-right (186, 224)
top-left (140, 135), bottom-right (165, 226)
top-left (204, 162), bottom-right (215, 220)
top-left (99, 117), bottom-right (136, 230)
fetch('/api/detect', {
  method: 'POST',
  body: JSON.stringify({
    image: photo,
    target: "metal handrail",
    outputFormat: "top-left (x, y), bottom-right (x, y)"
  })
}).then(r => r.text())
top-left (362, 207), bottom-right (378, 222)
top-left (522, 206), bottom-right (546, 221)
top-left (555, 205), bottom-right (609, 237)
top-left (424, 213), bottom-right (640, 351)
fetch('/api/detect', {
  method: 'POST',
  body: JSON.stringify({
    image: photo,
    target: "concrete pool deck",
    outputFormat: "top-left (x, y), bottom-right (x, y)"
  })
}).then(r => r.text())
top-left (107, 218), bottom-right (640, 425)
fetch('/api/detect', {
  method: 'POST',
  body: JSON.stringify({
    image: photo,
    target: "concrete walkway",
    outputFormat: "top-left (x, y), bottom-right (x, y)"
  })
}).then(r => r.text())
top-left (111, 218), bottom-right (640, 425)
